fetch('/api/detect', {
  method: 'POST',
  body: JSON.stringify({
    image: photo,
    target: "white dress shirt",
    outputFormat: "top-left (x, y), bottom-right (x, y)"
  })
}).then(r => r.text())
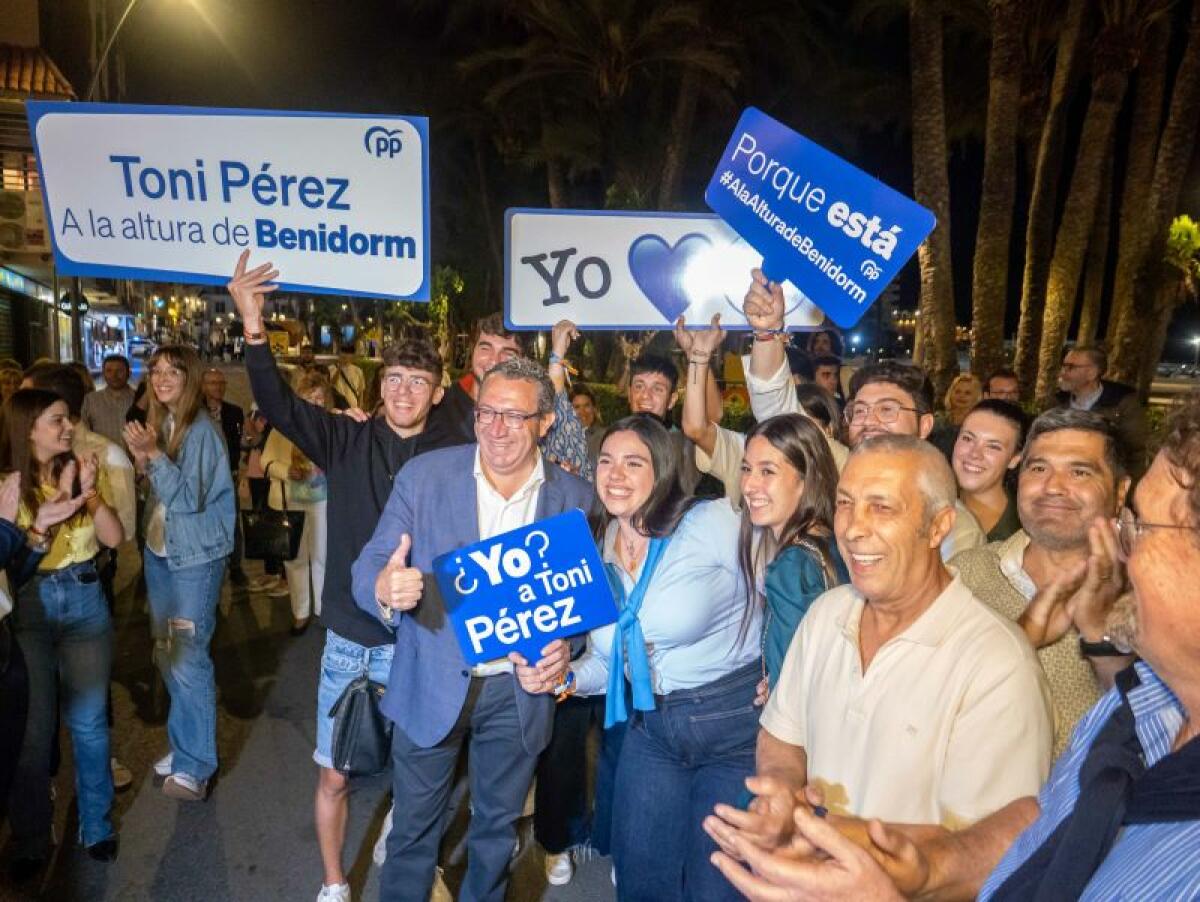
top-left (470, 448), bottom-right (546, 676)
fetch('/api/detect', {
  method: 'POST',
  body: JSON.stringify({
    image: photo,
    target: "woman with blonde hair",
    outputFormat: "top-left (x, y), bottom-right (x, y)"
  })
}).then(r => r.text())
top-left (261, 369), bottom-right (330, 634)
top-left (123, 345), bottom-right (235, 803)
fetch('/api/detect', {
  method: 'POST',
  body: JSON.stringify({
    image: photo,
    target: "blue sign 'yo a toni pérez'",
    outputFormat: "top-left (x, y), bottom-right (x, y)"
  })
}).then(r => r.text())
top-left (433, 509), bottom-right (617, 666)
top-left (705, 107), bottom-right (936, 329)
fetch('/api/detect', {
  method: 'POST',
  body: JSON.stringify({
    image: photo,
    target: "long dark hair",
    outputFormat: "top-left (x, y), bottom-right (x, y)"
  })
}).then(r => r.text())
top-left (736, 414), bottom-right (840, 633)
top-left (146, 345), bottom-right (204, 459)
top-left (590, 414), bottom-right (700, 540)
top-left (0, 388), bottom-right (78, 518)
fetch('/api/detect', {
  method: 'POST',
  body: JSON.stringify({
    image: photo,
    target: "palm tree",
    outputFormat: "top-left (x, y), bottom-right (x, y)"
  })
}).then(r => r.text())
top-left (1032, 1), bottom-right (1168, 408)
top-left (1109, 0), bottom-right (1200, 385)
top-left (1103, 17), bottom-right (1171, 346)
top-left (1136, 216), bottom-right (1200, 391)
top-left (970, 0), bottom-right (1028, 380)
top-left (910, 0), bottom-right (959, 399)
top-left (1013, 0), bottom-right (1089, 400)
top-left (1076, 147), bottom-right (1115, 344)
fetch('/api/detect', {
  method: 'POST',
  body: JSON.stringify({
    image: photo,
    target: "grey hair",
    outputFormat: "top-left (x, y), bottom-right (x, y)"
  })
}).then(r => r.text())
top-left (1024, 407), bottom-right (1125, 479)
top-left (852, 434), bottom-right (957, 523)
top-left (479, 356), bottom-right (555, 415)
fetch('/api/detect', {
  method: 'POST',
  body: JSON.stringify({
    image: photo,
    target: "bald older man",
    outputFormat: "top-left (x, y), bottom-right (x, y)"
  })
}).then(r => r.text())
top-left (705, 435), bottom-right (1052, 859)
top-left (708, 400), bottom-right (1200, 901)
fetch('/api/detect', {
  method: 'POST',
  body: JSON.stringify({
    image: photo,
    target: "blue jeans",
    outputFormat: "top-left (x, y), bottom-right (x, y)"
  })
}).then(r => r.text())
top-left (9, 561), bottom-right (114, 855)
top-left (611, 663), bottom-right (760, 902)
top-left (144, 550), bottom-right (225, 781)
top-left (313, 629), bottom-right (394, 769)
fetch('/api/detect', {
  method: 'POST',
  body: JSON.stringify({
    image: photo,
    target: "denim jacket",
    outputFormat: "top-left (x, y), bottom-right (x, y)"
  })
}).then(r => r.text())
top-left (144, 414), bottom-right (235, 570)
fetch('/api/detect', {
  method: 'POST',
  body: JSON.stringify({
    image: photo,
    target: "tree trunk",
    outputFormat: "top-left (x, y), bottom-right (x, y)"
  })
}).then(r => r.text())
top-left (547, 157), bottom-right (567, 209)
top-left (970, 0), bottom-right (1025, 379)
top-left (658, 68), bottom-right (699, 210)
top-left (1034, 65), bottom-right (1131, 408)
top-left (1105, 18), bottom-right (1170, 347)
top-left (472, 136), bottom-right (503, 278)
top-left (1109, 1), bottom-right (1200, 383)
top-left (910, 0), bottom-right (958, 400)
top-left (1077, 147), bottom-right (1115, 344)
top-left (1014, 0), bottom-right (1088, 400)
top-left (1137, 285), bottom-right (1176, 397)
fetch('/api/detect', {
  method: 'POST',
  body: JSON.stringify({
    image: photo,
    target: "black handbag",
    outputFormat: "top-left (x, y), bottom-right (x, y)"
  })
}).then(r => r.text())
top-left (328, 675), bottom-right (393, 777)
top-left (240, 465), bottom-right (306, 562)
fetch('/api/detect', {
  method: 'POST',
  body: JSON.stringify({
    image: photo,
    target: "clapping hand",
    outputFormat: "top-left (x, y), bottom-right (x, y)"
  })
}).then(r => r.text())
top-left (743, 269), bottom-right (785, 333)
top-left (78, 452), bottom-right (99, 496)
top-left (122, 421), bottom-right (160, 466)
top-left (704, 775), bottom-right (800, 859)
top-left (32, 460), bottom-right (88, 534)
top-left (226, 249), bottom-right (280, 326)
top-left (509, 639), bottom-right (570, 694)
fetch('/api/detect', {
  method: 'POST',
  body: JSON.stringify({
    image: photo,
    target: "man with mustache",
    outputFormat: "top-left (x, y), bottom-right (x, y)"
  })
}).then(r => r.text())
top-left (954, 409), bottom-right (1135, 756)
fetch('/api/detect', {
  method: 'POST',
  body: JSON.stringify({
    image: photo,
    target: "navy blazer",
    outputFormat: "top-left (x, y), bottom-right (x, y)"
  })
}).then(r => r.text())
top-left (352, 443), bottom-right (593, 756)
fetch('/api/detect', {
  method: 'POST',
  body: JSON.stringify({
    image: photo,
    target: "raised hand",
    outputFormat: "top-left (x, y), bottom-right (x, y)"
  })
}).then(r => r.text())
top-left (1071, 517), bottom-right (1127, 641)
top-left (226, 249), bottom-right (280, 329)
top-left (374, 534), bottom-right (423, 613)
top-left (508, 638), bottom-right (570, 694)
top-left (0, 471), bottom-right (20, 524)
top-left (675, 313), bottom-right (725, 360)
top-left (551, 320), bottom-right (580, 360)
top-left (743, 268), bottom-right (785, 333)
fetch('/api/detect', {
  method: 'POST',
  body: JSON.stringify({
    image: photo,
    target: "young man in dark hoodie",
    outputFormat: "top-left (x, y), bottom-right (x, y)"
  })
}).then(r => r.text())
top-left (227, 252), bottom-right (464, 902)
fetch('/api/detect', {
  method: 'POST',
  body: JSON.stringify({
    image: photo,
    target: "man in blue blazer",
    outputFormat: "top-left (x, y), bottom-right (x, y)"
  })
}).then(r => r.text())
top-left (353, 357), bottom-right (593, 902)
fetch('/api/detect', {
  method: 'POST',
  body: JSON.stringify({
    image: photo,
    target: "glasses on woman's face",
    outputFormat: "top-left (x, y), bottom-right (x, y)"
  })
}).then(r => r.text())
top-left (1116, 506), bottom-right (1199, 559)
top-left (844, 399), bottom-right (918, 425)
top-left (149, 366), bottom-right (184, 382)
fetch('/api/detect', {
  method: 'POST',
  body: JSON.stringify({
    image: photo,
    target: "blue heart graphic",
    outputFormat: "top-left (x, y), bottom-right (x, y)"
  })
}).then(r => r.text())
top-left (628, 233), bottom-right (712, 324)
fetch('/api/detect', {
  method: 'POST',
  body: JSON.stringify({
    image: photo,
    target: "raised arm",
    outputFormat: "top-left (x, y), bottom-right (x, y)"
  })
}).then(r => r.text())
top-left (675, 314), bottom-right (725, 457)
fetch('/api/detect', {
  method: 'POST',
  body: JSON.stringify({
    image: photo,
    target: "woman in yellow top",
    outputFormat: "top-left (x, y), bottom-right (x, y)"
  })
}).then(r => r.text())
top-left (1, 388), bottom-right (124, 870)
top-left (261, 370), bottom-right (330, 634)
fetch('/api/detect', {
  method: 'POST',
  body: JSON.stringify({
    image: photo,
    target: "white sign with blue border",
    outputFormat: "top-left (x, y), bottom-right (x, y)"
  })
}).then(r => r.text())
top-left (705, 107), bottom-right (935, 328)
top-left (506, 208), bottom-right (826, 330)
top-left (25, 101), bottom-right (430, 300)
top-left (433, 510), bottom-right (617, 666)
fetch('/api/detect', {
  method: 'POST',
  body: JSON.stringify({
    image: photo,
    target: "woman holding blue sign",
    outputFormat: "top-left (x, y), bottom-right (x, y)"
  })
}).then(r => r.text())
top-left (567, 414), bottom-right (760, 901)
top-left (737, 413), bottom-right (847, 693)
top-left (124, 346), bottom-right (236, 803)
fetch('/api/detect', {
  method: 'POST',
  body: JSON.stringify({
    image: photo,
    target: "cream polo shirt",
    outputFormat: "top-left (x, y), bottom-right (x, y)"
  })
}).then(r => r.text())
top-left (761, 573), bottom-right (1053, 828)
top-left (470, 448), bottom-right (545, 677)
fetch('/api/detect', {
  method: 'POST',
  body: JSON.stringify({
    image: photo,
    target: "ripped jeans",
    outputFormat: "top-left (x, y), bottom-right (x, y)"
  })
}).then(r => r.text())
top-left (144, 550), bottom-right (226, 782)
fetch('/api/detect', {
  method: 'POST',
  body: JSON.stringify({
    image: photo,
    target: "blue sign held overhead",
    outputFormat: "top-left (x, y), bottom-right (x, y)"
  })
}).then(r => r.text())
top-left (705, 107), bottom-right (936, 329)
top-left (433, 510), bottom-right (617, 666)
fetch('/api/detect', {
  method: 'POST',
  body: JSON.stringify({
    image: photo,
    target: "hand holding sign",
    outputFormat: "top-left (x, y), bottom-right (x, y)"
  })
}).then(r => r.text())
top-left (227, 250), bottom-right (280, 333)
top-left (673, 313), bottom-right (725, 360)
top-left (508, 638), bottom-right (571, 695)
top-left (743, 269), bottom-right (785, 333)
top-left (375, 534), bottom-right (423, 613)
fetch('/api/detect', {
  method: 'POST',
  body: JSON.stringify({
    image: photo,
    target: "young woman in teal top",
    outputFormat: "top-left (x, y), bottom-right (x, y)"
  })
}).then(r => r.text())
top-left (738, 413), bottom-right (848, 690)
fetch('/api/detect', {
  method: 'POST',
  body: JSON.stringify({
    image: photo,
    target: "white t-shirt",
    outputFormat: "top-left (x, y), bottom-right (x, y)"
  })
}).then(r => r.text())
top-left (761, 574), bottom-right (1053, 828)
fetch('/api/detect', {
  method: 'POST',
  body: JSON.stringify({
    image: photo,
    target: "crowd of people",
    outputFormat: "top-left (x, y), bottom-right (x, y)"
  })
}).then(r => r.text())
top-left (0, 249), bottom-right (1196, 902)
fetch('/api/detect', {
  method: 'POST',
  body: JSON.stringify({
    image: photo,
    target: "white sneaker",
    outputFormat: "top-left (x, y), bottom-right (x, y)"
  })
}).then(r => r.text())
top-left (545, 852), bottom-right (574, 886)
top-left (163, 773), bottom-right (207, 801)
top-left (372, 804), bottom-right (393, 867)
top-left (153, 752), bottom-right (173, 778)
top-left (316, 883), bottom-right (351, 902)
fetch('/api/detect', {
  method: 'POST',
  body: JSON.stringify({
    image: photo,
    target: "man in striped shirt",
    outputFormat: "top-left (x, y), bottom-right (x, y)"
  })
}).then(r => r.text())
top-left (707, 397), bottom-right (1200, 901)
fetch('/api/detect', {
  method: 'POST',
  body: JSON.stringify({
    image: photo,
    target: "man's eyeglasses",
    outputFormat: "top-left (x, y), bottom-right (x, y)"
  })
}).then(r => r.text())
top-left (475, 406), bottom-right (541, 429)
top-left (844, 400), bottom-right (919, 425)
top-left (149, 367), bottom-right (184, 381)
top-left (382, 374), bottom-right (432, 392)
top-left (1116, 507), bottom-right (1200, 558)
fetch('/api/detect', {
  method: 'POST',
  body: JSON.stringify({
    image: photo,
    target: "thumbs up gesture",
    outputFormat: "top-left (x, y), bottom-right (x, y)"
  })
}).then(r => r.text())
top-left (374, 533), bottom-right (423, 614)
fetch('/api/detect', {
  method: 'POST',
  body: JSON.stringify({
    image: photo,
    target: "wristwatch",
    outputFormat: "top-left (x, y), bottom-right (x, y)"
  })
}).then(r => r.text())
top-left (1079, 635), bottom-right (1127, 657)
